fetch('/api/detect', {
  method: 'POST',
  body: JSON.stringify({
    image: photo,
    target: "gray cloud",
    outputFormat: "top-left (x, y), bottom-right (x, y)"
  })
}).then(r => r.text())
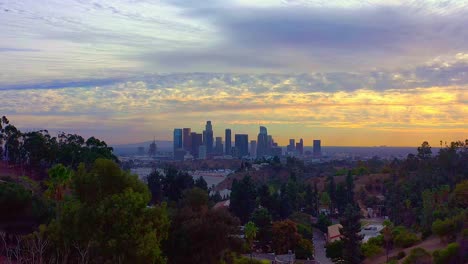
top-left (143, 1), bottom-right (468, 72)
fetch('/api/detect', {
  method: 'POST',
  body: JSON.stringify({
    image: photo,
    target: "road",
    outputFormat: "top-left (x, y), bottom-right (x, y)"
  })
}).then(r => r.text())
top-left (313, 228), bottom-right (333, 264)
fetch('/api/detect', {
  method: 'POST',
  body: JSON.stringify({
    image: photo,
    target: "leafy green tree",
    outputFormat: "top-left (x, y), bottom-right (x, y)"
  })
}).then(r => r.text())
top-left (45, 164), bottom-right (72, 219)
top-left (230, 176), bottom-right (257, 224)
top-left (326, 240), bottom-right (344, 261)
top-left (166, 203), bottom-right (240, 264)
top-left (251, 208), bottom-right (272, 247)
top-left (433, 242), bottom-right (462, 264)
top-left (271, 220), bottom-right (301, 254)
top-left (244, 221), bottom-right (258, 260)
top-left (452, 180), bottom-right (468, 208)
top-left (46, 159), bottom-right (169, 264)
top-left (335, 183), bottom-right (347, 215)
top-left (340, 204), bottom-right (363, 264)
top-left (403, 247), bottom-right (431, 264)
top-left (295, 238), bottom-right (314, 259)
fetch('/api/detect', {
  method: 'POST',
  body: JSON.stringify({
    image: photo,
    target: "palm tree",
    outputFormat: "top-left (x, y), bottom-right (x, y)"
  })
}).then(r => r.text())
top-left (45, 164), bottom-right (72, 219)
top-left (244, 221), bottom-right (258, 262)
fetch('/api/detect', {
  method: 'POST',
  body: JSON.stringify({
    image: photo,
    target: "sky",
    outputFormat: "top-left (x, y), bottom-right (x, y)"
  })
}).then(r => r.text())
top-left (0, 0), bottom-right (467, 146)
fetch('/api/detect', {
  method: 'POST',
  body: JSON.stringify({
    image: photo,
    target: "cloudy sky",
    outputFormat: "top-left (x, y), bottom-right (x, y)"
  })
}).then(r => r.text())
top-left (0, 0), bottom-right (467, 146)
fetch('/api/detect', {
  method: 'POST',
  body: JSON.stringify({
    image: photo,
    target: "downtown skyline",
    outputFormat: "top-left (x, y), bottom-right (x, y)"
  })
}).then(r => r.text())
top-left (1, 0), bottom-right (467, 146)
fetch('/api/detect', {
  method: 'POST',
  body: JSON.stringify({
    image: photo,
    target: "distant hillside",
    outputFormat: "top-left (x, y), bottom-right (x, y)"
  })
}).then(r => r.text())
top-left (112, 140), bottom-right (172, 155)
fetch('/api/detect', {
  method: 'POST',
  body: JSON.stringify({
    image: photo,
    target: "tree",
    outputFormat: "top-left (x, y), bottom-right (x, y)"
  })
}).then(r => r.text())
top-left (271, 220), bottom-right (301, 254)
top-left (326, 176), bottom-right (336, 212)
top-left (244, 221), bottom-right (258, 260)
top-left (403, 247), bottom-right (431, 264)
top-left (346, 170), bottom-right (355, 203)
top-left (230, 176), bottom-right (256, 224)
top-left (45, 164), bottom-right (72, 220)
top-left (251, 208), bottom-right (272, 247)
top-left (195, 176), bottom-right (208, 191)
top-left (295, 238), bottom-right (314, 259)
top-left (417, 141), bottom-right (432, 160)
top-left (340, 204), bottom-right (363, 264)
top-left (452, 180), bottom-right (468, 208)
top-left (326, 240), bottom-right (344, 261)
top-left (166, 205), bottom-right (240, 264)
top-left (146, 170), bottom-right (163, 204)
top-left (46, 159), bottom-right (169, 263)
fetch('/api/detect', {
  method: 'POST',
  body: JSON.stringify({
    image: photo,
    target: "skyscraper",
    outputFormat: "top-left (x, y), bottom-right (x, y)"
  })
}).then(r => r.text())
top-left (173, 129), bottom-right (183, 154)
top-left (313, 140), bottom-right (322, 157)
top-left (296, 138), bottom-right (304, 155)
top-left (203, 121), bottom-right (214, 154)
top-left (250, 140), bottom-right (257, 157)
top-left (235, 134), bottom-right (249, 158)
top-left (191, 132), bottom-right (203, 158)
top-left (183, 128), bottom-right (191, 151)
top-left (225, 129), bottom-right (232, 155)
top-left (215, 137), bottom-right (223, 154)
top-left (287, 139), bottom-right (296, 152)
top-left (257, 126), bottom-right (268, 158)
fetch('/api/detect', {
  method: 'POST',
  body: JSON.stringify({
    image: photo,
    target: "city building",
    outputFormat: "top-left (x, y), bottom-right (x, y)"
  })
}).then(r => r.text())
top-left (215, 137), bottom-right (223, 154)
top-left (235, 134), bottom-right (249, 158)
top-left (198, 145), bottom-right (207, 159)
top-left (173, 129), bottom-right (183, 154)
top-left (313, 139), bottom-right (322, 157)
top-left (287, 139), bottom-right (295, 153)
top-left (296, 138), bottom-right (304, 155)
top-left (225, 129), bottom-right (232, 155)
top-left (257, 126), bottom-right (268, 158)
top-left (250, 140), bottom-right (257, 157)
top-left (174, 148), bottom-right (186, 161)
top-left (191, 132), bottom-right (203, 158)
top-left (203, 121), bottom-right (214, 154)
top-left (271, 146), bottom-right (282, 157)
top-left (183, 128), bottom-right (191, 151)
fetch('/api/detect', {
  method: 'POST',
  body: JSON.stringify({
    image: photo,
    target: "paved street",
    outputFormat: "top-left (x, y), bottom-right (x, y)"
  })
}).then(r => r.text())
top-left (313, 228), bottom-right (333, 264)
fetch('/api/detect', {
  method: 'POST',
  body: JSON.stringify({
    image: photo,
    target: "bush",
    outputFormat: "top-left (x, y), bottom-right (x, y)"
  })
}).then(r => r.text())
top-left (361, 242), bottom-right (383, 258)
top-left (295, 238), bottom-right (314, 259)
top-left (397, 251), bottom-right (406, 259)
top-left (297, 223), bottom-right (313, 240)
top-left (326, 240), bottom-right (344, 260)
top-left (393, 226), bottom-right (420, 248)
top-left (432, 213), bottom-right (465, 243)
top-left (403, 248), bottom-right (431, 264)
top-left (433, 242), bottom-right (461, 264)
top-left (367, 235), bottom-right (384, 247)
top-left (316, 214), bottom-right (331, 233)
top-left (233, 256), bottom-right (269, 264)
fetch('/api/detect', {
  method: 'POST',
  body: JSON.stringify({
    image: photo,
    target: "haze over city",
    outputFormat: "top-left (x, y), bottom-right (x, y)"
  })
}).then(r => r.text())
top-left (1, 0), bottom-right (467, 146)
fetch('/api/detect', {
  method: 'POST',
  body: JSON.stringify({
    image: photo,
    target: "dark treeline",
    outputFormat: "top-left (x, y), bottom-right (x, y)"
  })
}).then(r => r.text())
top-left (0, 116), bottom-right (117, 177)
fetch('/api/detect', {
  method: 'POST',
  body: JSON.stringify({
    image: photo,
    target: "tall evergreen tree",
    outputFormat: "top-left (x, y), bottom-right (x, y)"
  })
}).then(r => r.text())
top-left (346, 170), bottom-right (355, 204)
top-left (340, 204), bottom-right (363, 264)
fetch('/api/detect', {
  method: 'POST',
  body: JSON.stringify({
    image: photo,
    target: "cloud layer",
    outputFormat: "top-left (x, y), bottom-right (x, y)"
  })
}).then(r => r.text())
top-left (0, 0), bottom-right (467, 145)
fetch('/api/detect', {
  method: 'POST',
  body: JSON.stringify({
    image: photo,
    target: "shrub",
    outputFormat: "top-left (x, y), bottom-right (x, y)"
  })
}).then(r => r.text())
top-left (397, 251), bottom-right (406, 259)
top-left (361, 242), bottom-right (383, 258)
top-left (403, 248), bottom-right (431, 264)
top-left (295, 238), bottom-right (314, 259)
top-left (297, 223), bottom-right (313, 240)
top-left (326, 240), bottom-right (344, 260)
top-left (393, 226), bottom-right (420, 248)
top-left (433, 242), bottom-right (461, 264)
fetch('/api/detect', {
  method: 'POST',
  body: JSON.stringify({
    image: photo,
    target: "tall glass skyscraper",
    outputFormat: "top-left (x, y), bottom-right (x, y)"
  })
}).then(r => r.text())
top-left (173, 129), bottom-right (183, 153)
top-left (225, 129), bottom-right (232, 155)
top-left (204, 121), bottom-right (214, 154)
top-left (257, 126), bottom-right (268, 158)
top-left (235, 134), bottom-right (249, 158)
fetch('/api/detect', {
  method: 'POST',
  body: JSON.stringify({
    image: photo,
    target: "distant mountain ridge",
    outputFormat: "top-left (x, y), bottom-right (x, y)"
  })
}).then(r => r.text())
top-left (112, 140), bottom-right (172, 155)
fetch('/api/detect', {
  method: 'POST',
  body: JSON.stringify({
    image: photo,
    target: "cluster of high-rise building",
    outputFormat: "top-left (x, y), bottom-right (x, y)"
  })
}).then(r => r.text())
top-left (173, 121), bottom-right (321, 161)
